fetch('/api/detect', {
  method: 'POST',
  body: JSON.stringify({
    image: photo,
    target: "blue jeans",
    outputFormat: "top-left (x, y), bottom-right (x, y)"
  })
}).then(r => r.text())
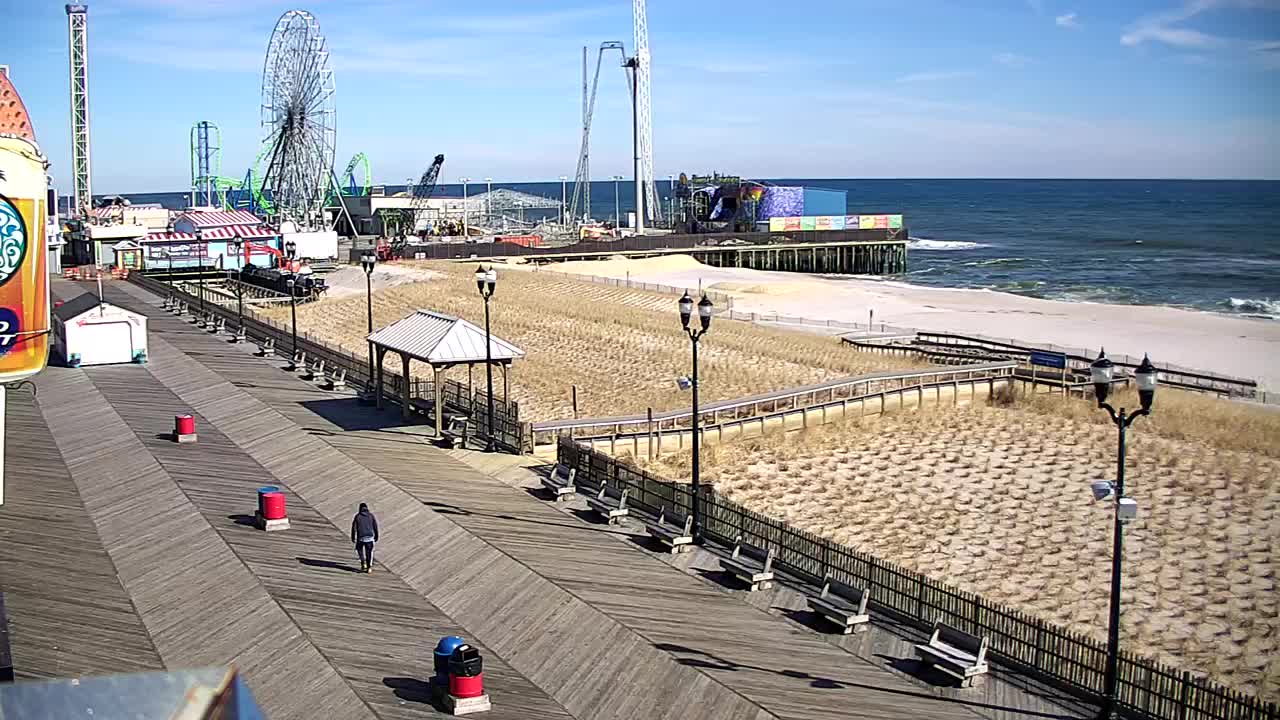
top-left (356, 541), bottom-right (374, 567)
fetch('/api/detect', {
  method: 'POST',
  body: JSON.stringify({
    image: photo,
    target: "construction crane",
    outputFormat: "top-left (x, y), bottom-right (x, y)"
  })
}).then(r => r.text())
top-left (568, 41), bottom-right (628, 225)
top-left (409, 153), bottom-right (445, 231)
top-left (378, 153), bottom-right (444, 260)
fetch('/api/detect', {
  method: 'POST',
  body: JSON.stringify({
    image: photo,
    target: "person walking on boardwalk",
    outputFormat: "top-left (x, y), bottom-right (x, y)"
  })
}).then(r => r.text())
top-left (351, 503), bottom-right (379, 573)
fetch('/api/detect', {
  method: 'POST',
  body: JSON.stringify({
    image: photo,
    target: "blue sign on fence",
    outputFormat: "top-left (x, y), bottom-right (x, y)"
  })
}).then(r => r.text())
top-left (1030, 350), bottom-right (1067, 369)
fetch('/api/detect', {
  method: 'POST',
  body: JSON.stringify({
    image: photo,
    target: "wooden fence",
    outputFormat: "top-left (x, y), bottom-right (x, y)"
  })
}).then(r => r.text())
top-left (530, 363), bottom-right (1016, 451)
top-left (130, 273), bottom-right (528, 452)
top-left (559, 439), bottom-right (1279, 720)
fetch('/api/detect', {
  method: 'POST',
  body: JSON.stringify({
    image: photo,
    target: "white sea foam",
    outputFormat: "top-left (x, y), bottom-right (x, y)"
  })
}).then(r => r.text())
top-left (908, 237), bottom-right (990, 251)
top-left (1226, 297), bottom-right (1280, 318)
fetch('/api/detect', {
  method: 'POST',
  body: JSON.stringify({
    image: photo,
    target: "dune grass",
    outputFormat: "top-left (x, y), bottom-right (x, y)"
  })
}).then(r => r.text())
top-left (624, 395), bottom-right (1280, 701)
top-left (264, 261), bottom-right (929, 421)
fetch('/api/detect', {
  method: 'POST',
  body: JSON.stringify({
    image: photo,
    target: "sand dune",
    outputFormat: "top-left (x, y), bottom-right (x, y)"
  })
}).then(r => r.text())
top-left (625, 399), bottom-right (1280, 701)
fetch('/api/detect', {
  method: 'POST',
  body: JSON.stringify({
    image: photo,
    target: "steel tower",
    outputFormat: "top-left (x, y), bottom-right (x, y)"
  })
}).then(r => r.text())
top-left (66, 4), bottom-right (91, 218)
top-left (190, 121), bottom-right (222, 207)
top-left (632, 0), bottom-right (660, 224)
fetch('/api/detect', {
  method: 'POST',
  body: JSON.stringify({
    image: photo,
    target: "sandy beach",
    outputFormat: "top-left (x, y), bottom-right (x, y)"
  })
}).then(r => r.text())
top-left (523, 255), bottom-right (1280, 391)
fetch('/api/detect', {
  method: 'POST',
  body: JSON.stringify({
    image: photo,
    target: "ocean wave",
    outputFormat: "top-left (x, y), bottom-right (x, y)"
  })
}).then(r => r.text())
top-left (963, 257), bottom-right (1028, 267)
top-left (1225, 297), bottom-right (1280, 318)
top-left (908, 237), bottom-right (990, 251)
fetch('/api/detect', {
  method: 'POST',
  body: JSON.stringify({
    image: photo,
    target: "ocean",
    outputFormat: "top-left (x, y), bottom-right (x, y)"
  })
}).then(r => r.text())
top-left (88, 179), bottom-right (1280, 320)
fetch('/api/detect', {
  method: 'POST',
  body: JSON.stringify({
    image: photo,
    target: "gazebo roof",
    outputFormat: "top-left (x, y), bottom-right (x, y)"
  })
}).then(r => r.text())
top-left (367, 310), bottom-right (524, 366)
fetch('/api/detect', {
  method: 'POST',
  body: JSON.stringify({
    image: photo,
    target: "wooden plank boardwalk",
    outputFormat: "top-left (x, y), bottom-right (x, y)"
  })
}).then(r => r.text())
top-left (80, 361), bottom-right (570, 720)
top-left (90, 280), bottom-right (1086, 720)
top-left (0, 389), bottom-right (164, 680)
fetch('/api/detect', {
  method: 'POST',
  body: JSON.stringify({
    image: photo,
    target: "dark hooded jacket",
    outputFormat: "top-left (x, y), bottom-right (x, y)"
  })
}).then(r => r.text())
top-left (351, 504), bottom-right (379, 543)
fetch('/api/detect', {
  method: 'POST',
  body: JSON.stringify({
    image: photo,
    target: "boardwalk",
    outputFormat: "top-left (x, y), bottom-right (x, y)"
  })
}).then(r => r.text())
top-left (0, 276), bottom-right (1091, 719)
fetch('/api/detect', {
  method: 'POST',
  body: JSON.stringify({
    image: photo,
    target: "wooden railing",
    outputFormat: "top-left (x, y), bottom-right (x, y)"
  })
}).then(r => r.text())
top-left (130, 273), bottom-right (528, 452)
top-left (530, 363), bottom-right (1017, 452)
top-left (559, 440), bottom-right (1280, 720)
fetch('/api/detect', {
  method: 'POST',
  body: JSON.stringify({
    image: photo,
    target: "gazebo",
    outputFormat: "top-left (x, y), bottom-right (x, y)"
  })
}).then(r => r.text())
top-left (367, 309), bottom-right (525, 435)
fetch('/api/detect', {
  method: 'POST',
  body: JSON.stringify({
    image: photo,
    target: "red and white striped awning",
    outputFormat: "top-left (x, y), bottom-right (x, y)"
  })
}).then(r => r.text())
top-left (145, 226), bottom-right (238, 241)
top-left (235, 225), bottom-right (277, 239)
top-left (178, 209), bottom-right (264, 228)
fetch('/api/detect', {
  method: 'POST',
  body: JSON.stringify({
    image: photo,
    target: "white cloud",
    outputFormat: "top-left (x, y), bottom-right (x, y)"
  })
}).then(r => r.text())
top-left (1055, 12), bottom-right (1080, 28)
top-left (994, 52), bottom-right (1031, 67)
top-left (1120, 0), bottom-right (1280, 49)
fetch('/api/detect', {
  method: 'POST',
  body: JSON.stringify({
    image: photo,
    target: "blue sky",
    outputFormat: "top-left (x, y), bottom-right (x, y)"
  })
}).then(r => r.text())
top-left (5, 0), bottom-right (1279, 192)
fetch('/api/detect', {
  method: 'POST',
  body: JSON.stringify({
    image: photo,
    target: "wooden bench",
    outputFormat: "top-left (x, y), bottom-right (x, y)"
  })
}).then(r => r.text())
top-left (286, 349), bottom-right (306, 371)
top-left (808, 575), bottom-right (870, 633)
top-left (208, 316), bottom-right (226, 334)
top-left (914, 621), bottom-right (989, 687)
top-left (585, 484), bottom-right (629, 524)
top-left (440, 415), bottom-right (469, 449)
top-left (646, 507), bottom-right (693, 553)
top-left (305, 358), bottom-right (326, 381)
top-left (540, 464), bottom-right (576, 502)
top-left (721, 537), bottom-right (775, 591)
top-left (327, 367), bottom-right (347, 390)
top-left (257, 338), bottom-right (275, 357)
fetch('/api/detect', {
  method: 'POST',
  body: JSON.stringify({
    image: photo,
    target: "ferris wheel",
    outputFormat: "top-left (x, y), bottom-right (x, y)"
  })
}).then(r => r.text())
top-left (260, 9), bottom-right (336, 229)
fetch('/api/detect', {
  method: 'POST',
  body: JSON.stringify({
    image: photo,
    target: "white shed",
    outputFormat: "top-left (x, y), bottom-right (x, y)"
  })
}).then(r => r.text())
top-left (52, 295), bottom-right (148, 367)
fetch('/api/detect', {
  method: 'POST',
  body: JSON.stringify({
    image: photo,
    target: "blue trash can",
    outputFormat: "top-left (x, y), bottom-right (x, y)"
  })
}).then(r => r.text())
top-left (257, 486), bottom-right (281, 517)
top-left (433, 636), bottom-right (467, 686)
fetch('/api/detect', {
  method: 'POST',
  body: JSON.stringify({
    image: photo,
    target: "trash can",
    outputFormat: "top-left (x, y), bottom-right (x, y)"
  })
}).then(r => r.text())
top-left (433, 636), bottom-right (467, 686)
top-left (447, 644), bottom-right (484, 699)
top-left (261, 492), bottom-right (286, 521)
top-left (257, 486), bottom-right (281, 517)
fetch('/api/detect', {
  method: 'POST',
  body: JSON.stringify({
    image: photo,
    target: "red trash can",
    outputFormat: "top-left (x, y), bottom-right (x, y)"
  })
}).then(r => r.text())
top-left (448, 645), bottom-right (484, 699)
top-left (261, 492), bottom-right (287, 521)
top-left (174, 414), bottom-right (195, 436)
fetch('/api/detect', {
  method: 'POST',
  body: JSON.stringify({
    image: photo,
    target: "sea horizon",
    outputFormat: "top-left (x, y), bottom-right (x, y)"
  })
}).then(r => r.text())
top-left (82, 178), bottom-right (1279, 322)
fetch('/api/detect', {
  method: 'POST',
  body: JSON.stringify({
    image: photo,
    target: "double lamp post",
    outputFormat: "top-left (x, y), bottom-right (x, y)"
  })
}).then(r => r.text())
top-left (678, 291), bottom-right (714, 545)
top-left (1089, 350), bottom-right (1158, 720)
top-left (475, 265), bottom-right (498, 453)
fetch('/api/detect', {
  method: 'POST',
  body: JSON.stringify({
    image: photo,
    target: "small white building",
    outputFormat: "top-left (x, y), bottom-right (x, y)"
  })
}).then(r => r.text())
top-left (52, 295), bottom-right (148, 367)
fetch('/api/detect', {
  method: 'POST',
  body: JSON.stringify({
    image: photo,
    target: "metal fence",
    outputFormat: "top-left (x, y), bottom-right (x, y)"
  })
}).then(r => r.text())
top-left (131, 273), bottom-right (527, 452)
top-left (558, 439), bottom-right (1279, 720)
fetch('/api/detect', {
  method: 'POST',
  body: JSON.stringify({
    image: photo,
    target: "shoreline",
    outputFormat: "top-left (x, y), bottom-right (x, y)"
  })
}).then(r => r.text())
top-left (510, 254), bottom-right (1280, 391)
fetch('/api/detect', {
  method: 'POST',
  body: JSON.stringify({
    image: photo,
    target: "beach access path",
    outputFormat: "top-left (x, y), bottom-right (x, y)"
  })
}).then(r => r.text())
top-left (0, 275), bottom-right (1087, 719)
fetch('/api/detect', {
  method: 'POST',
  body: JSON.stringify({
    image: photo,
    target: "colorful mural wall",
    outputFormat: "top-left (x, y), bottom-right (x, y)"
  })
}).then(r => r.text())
top-left (768, 214), bottom-right (903, 232)
top-left (0, 71), bottom-right (51, 383)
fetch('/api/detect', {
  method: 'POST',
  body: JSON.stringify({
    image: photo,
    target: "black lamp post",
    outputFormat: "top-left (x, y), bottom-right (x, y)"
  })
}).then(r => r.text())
top-left (679, 291), bottom-right (714, 544)
top-left (230, 239), bottom-right (245, 341)
top-left (286, 277), bottom-right (298, 371)
top-left (165, 246), bottom-right (175, 308)
top-left (1090, 350), bottom-right (1158, 720)
top-left (475, 264), bottom-right (497, 452)
top-left (361, 253), bottom-right (377, 394)
top-left (196, 227), bottom-right (206, 326)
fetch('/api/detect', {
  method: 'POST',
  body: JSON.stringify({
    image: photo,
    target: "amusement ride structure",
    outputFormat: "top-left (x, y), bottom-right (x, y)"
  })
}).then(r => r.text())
top-left (258, 9), bottom-right (337, 231)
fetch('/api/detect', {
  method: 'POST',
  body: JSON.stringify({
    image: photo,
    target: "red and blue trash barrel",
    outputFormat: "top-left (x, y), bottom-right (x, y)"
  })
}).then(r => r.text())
top-left (434, 636), bottom-right (466, 687)
top-left (257, 486), bottom-right (281, 517)
top-left (448, 644), bottom-right (484, 699)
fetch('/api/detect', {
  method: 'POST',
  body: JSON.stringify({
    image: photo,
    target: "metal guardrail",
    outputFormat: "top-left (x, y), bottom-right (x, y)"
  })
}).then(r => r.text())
top-left (560, 440), bottom-right (1280, 720)
top-left (530, 363), bottom-right (1017, 449)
